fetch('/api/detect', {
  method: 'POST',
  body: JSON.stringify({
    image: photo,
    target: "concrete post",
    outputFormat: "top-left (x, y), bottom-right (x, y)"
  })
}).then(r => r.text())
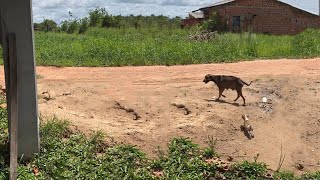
top-left (0, 0), bottom-right (39, 158)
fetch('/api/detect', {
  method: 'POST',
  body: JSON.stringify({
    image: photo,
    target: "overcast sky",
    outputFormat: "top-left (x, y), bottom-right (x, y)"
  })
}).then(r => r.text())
top-left (32, 0), bottom-right (320, 24)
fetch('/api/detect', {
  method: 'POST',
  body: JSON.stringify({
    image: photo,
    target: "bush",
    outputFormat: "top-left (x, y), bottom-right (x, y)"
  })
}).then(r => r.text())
top-left (292, 29), bottom-right (320, 57)
top-left (201, 11), bottom-right (227, 32)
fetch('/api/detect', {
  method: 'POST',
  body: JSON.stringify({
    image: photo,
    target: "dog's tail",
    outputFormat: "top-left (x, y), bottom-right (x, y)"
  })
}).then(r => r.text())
top-left (241, 80), bottom-right (252, 86)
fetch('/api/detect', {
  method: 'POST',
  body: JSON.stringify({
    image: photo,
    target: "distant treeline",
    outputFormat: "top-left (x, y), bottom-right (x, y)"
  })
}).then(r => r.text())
top-left (34, 7), bottom-right (183, 34)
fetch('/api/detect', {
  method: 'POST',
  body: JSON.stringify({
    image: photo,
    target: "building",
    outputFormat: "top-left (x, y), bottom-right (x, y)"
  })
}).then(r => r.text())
top-left (181, 10), bottom-right (204, 27)
top-left (182, 0), bottom-right (320, 35)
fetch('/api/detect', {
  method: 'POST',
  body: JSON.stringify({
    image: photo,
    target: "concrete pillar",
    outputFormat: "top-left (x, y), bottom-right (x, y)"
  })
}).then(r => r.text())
top-left (0, 0), bottom-right (39, 158)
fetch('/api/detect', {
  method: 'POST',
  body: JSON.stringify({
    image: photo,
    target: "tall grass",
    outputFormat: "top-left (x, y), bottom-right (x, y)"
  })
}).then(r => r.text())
top-left (1, 28), bottom-right (320, 67)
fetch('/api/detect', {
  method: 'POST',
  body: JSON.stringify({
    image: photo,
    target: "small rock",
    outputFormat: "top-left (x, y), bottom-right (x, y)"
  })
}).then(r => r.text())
top-left (58, 106), bottom-right (63, 109)
top-left (152, 170), bottom-right (163, 177)
top-left (125, 108), bottom-right (134, 113)
top-left (227, 156), bottom-right (233, 162)
top-left (265, 172), bottom-right (273, 179)
top-left (42, 91), bottom-right (53, 101)
top-left (296, 163), bottom-right (304, 171)
top-left (62, 92), bottom-right (72, 96)
top-left (33, 166), bottom-right (39, 176)
top-left (133, 113), bottom-right (141, 120)
top-left (0, 104), bottom-right (7, 109)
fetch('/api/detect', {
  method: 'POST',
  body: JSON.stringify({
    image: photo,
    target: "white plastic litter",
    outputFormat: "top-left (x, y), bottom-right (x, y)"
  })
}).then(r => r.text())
top-left (262, 97), bottom-right (268, 103)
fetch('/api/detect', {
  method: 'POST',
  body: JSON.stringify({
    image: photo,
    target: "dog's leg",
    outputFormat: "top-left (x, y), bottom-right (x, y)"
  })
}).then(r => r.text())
top-left (238, 90), bottom-right (246, 106)
top-left (234, 88), bottom-right (241, 102)
top-left (216, 88), bottom-right (225, 100)
top-left (234, 93), bottom-right (240, 101)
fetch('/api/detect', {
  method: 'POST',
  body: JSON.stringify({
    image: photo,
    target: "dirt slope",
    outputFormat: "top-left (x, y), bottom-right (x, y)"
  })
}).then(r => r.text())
top-left (2, 58), bottom-right (319, 173)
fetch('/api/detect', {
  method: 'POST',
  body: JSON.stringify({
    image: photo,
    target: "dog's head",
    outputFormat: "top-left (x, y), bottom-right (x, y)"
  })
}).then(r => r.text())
top-left (203, 74), bottom-right (221, 84)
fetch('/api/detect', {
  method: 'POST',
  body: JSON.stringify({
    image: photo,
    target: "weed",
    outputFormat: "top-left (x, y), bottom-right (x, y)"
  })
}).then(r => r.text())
top-left (226, 160), bottom-right (268, 179)
top-left (274, 170), bottom-right (296, 180)
top-left (301, 171), bottom-right (320, 179)
top-left (203, 135), bottom-right (218, 159)
top-left (276, 143), bottom-right (286, 172)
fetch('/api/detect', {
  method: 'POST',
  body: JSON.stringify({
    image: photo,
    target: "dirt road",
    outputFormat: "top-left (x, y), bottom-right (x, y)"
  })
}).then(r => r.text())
top-left (2, 58), bottom-right (320, 173)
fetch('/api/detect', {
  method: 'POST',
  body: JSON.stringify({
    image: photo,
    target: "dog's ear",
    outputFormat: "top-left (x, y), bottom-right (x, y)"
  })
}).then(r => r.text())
top-left (205, 74), bottom-right (211, 79)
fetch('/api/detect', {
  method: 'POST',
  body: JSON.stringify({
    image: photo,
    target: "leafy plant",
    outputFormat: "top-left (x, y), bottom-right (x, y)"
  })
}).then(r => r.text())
top-left (274, 170), bottom-right (296, 180)
top-left (224, 160), bottom-right (268, 179)
top-left (201, 11), bottom-right (227, 32)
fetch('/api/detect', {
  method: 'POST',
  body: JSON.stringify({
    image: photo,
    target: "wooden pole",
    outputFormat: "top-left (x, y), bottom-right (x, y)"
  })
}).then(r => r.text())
top-left (8, 33), bottom-right (18, 180)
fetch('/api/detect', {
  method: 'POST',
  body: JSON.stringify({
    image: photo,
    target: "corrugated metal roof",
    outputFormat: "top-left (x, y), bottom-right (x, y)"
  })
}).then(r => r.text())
top-left (198, 0), bottom-right (319, 16)
top-left (278, 0), bottom-right (319, 16)
top-left (199, 0), bottom-right (235, 9)
top-left (188, 11), bottom-right (204, 19)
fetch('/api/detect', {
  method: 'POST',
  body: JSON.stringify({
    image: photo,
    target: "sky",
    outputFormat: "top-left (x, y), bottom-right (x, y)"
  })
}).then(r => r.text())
top-left (32, 0), bottom-right (320, 24)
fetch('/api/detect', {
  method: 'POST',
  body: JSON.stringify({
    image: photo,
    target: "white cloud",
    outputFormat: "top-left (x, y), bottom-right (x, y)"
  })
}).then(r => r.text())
top-left (32, 0), bottom-right (319, 24)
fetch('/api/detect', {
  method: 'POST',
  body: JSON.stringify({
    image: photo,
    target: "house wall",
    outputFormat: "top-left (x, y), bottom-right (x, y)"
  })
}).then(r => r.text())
top-left (181, 18), bottom-right (203, 28)
top-left (201, 0), bottom-right (320, 35)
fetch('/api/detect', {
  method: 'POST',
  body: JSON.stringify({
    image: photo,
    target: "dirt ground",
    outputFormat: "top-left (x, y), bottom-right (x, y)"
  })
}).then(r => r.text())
top-left (3, 58), bottom-right (320, 173)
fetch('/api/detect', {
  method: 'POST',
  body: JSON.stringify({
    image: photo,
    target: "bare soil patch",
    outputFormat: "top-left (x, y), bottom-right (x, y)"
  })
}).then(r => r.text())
top-left (1, 58), bottom-right (319, 174)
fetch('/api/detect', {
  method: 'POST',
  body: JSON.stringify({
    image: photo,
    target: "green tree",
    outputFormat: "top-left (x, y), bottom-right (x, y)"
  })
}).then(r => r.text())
top-left (89, 7), bottom-right (107, 27)
top-left (39, 19), bottom-right (58, 32)
top-left (201, 12), bottom-right (226, 32)
top-left (66, 19), bottom-right (79, 34)
top-left (101, 14), bottom-right (113, 28)
top-left (78, 17), bottom-right (89, 34)
top-left (60, 20), bottom-right (69, 32)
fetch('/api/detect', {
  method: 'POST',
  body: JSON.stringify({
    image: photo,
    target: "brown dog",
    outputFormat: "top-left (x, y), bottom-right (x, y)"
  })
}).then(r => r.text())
top-left (203, 74), bottom-right (252, 106)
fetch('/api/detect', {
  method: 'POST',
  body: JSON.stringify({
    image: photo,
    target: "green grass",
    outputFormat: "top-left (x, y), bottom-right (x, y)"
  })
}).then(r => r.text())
top-left (1, 28), bottom-right (319, 67)
top-left (0, 107), bottom-right (319, 179)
